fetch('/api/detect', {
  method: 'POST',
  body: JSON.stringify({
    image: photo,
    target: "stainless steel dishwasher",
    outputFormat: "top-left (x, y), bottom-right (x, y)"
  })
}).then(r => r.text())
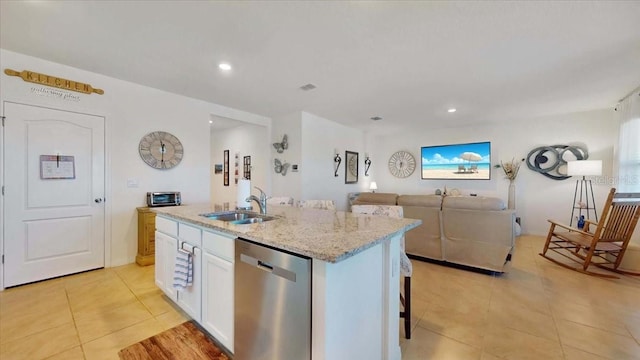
top-left (234, 238), bottom-right (311, 360)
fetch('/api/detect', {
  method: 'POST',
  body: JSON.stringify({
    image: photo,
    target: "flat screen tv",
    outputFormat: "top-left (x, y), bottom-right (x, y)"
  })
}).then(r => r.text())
top-left (421, 141), bottom-right (491, 180)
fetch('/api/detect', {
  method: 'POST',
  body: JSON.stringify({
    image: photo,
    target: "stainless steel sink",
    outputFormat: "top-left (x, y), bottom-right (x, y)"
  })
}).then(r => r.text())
top-left (201, 211), bottom-right (276, 224)
top-left (231, 217), bottom-right (271, 225)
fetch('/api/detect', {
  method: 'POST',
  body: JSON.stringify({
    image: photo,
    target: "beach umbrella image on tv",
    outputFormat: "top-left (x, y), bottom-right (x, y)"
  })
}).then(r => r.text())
top-left (460, 152), bottom-right (482, 173)
top-left (461, 152), bottom-right (482, 162)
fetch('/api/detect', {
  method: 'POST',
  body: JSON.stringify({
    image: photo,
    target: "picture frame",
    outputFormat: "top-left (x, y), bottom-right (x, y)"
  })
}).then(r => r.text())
top-left (345, 151), bottom-right (358, 184)
top-left (234, 152), bottom-right (239, 185)
top-left (223, 150), bottom-right (230, 186)
top-left (243, 156), bottom-right (251, 180)
top-left (40, 155), bottom-right (76, 179)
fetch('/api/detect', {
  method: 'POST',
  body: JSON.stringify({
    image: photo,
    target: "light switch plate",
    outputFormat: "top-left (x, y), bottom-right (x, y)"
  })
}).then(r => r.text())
top-left (127, 178), bottom-right (139, 188)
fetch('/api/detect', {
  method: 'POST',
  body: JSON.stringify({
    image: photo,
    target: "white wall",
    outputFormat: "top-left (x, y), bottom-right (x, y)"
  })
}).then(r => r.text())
top-left (301, 112), bottom-right (366, 210)
top-left (367, 109), bottom-right (617, 235)
top-left (0, 49), bottom-right (270, 273)
top-left (210, 120), bottom-right (269, 206)
top-left (271, 112), bottom-right (303, 201)
top-left (270, 111), bottom-right (366, 210)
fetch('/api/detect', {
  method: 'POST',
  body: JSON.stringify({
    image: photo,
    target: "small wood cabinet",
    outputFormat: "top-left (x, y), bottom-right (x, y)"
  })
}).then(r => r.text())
top-left (136, 207), bottom-right (156, 266)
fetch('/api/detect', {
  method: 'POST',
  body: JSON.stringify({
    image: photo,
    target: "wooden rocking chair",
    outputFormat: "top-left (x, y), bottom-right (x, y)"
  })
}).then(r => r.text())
top-left (540, 188), bottom-right (640, 279)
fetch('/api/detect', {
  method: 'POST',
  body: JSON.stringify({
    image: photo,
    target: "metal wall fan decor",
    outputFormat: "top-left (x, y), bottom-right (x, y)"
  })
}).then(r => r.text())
top-left (273, 134), bottom-right (288, 153)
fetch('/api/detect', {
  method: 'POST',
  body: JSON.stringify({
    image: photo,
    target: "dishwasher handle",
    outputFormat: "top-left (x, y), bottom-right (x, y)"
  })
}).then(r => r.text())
top-left (257, 260), bottom-right (274, 272)
top-left (240, 253), bottom-right (297, 282)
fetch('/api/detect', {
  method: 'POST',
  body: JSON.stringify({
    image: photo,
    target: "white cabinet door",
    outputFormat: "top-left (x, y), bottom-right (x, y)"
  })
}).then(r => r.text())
top-left (155, 231), bottom-right (177, 300)
top-left (177, 247), bottom-right (202, 322)
top-left (202, 251), bottom-right (234, 352)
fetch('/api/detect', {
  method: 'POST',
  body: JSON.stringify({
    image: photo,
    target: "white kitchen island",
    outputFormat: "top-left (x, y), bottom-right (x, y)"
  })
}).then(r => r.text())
top-left (151, 204), bottom-right (421, 360)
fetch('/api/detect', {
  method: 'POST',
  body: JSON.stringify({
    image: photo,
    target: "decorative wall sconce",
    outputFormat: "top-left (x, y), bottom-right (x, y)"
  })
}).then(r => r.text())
top-left (334, 149), bottom-right (342, 177)
top-left (364, 153), bottom-right (372, 176)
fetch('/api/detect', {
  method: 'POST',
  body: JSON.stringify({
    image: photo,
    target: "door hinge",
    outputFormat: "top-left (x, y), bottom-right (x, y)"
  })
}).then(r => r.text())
top-left (1, 186), bottom-right (3, 196)
top-left (1, 255), bottom-right (4, 264)
top-left (1, 116), bottom-right (5, 127)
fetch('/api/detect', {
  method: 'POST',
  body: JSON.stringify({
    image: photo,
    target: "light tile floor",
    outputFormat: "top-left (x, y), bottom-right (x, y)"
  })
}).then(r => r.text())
top-left (1, 235), bottom-right (639, 359)
top-left (399, 235), bottom-right (640, 360)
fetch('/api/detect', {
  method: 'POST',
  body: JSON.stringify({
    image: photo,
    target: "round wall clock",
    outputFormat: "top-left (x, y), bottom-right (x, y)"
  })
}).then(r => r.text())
top-left (139, 131), bottom-right (184, 169)
top-left (388, 150), bottom-right (416, 178)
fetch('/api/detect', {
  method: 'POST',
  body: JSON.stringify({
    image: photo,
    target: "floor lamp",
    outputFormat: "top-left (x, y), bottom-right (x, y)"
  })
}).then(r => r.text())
top-left (567, 160), bottom-right (602, 226)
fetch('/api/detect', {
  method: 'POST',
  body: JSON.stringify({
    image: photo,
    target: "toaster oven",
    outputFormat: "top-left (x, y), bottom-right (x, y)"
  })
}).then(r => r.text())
top-left (147, 191), bottom-right (181, 207)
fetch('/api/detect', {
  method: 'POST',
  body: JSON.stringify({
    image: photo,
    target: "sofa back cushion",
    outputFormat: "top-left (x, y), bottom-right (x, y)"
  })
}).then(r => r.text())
top-left (352, 192), bottom-right (399, 205)
top-left (397, 195), bottom-right (444, 260)
top-left (441, 205), bottom-right (515, 271)
top-left (442, 196), bottom-right (505, 210)
top-left (397, 195), bottom-right (442, 208)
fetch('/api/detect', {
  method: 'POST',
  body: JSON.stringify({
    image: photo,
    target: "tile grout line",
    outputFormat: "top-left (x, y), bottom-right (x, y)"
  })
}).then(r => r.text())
top-left (63, 286), bottom-right (87, 360)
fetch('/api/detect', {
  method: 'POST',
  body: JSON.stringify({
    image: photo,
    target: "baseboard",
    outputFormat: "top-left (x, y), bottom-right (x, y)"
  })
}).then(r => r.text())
top-left (406, 254), bottom-right (503, 276)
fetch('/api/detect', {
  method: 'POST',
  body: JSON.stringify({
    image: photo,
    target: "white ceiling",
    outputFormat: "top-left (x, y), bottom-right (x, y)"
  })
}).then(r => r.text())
top-left (2, 1), bottom-right (639, 134)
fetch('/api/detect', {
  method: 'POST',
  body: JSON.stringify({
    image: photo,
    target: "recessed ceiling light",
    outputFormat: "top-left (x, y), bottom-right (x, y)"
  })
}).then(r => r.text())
top-left (448, 108), bottom-right (457, 113)
top-left (209, 120), bottom-right (213, 124)
top-left (219, 63), bottom-right (232, 71)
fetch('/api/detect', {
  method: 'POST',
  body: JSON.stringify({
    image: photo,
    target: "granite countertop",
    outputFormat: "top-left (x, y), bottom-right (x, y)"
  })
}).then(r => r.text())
top-left (151, 204), bottom-right (421, 263)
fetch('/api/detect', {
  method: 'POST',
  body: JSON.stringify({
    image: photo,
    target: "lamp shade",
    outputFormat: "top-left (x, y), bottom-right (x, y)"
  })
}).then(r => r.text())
top-left (369, 182), bottom-right (378, 191)
top-left (567, 160), bottom-right (602, 176)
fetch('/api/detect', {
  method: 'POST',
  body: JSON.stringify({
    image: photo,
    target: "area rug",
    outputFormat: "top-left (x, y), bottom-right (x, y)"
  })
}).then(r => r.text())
top-left (118, 321), bottom-right (229, 360)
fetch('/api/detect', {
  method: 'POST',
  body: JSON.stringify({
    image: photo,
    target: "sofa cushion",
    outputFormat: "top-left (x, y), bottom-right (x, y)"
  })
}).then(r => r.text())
top-left (352, 192), bottom-right (398, 205)
top-left (442, 196), bottom-right (505, 211)
top-left (397, 195), bottom-right (442, 208)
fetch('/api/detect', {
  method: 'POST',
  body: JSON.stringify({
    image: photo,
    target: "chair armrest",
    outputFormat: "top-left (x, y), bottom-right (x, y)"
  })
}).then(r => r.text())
top-left (583, 219), bottom-right (599, 231)
top-left (547, 219), bottom-right (593, 236)
top-left (584, 219), bottom-right (598, 226)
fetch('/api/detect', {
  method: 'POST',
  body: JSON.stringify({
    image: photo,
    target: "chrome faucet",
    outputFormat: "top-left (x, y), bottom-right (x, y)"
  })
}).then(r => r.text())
top-left (246, 186), bottom-right (268, 214)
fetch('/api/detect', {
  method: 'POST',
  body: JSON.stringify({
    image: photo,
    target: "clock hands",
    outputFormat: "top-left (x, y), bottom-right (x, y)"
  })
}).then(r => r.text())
top-left (160, 141), bottom-right (166, 163)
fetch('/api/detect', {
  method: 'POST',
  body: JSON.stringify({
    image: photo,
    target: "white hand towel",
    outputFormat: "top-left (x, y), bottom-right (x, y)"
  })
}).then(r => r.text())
top-left (173, 249), bottom-right (193, 290)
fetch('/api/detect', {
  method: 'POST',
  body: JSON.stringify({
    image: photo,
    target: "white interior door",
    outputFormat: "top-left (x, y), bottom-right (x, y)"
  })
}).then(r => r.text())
top-left (3, 102), bottom-right (105, 287)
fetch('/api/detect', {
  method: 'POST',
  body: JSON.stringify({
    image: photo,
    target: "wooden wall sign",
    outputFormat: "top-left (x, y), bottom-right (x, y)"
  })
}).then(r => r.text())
top-left (4, 68), bottom-right (104, 95)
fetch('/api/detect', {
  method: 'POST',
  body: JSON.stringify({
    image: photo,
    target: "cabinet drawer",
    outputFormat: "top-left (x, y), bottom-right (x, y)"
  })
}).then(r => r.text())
top-left (203, 231), bottom-right (235, 262)
top-left (179, 222), bottom-right (202, 247)
top-left (156, 216), bottom-right (178, 236)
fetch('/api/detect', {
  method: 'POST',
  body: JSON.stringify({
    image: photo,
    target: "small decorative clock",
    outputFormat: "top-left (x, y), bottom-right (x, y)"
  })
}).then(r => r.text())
top-left (139, 131), bottom-right (184, 169)
top-left (388, 150), bottom-right (416, 178)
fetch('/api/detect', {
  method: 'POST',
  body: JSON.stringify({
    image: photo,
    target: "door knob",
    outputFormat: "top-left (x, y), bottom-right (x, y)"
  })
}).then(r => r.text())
top-left (94, 198), bottom-right (103, 203)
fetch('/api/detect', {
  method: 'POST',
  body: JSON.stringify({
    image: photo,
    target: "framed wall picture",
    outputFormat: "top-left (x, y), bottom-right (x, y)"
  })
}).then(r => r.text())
top-left (243, 156), bottom-right (251, 180)
top-left (234, 152), bottom-right (239, 185)
top-left (345, 151), bottom-right (358, 184)
top-left (223, 149), bottom-right (230, 186)
top-left (40, 155), bottom-right (76, 179)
